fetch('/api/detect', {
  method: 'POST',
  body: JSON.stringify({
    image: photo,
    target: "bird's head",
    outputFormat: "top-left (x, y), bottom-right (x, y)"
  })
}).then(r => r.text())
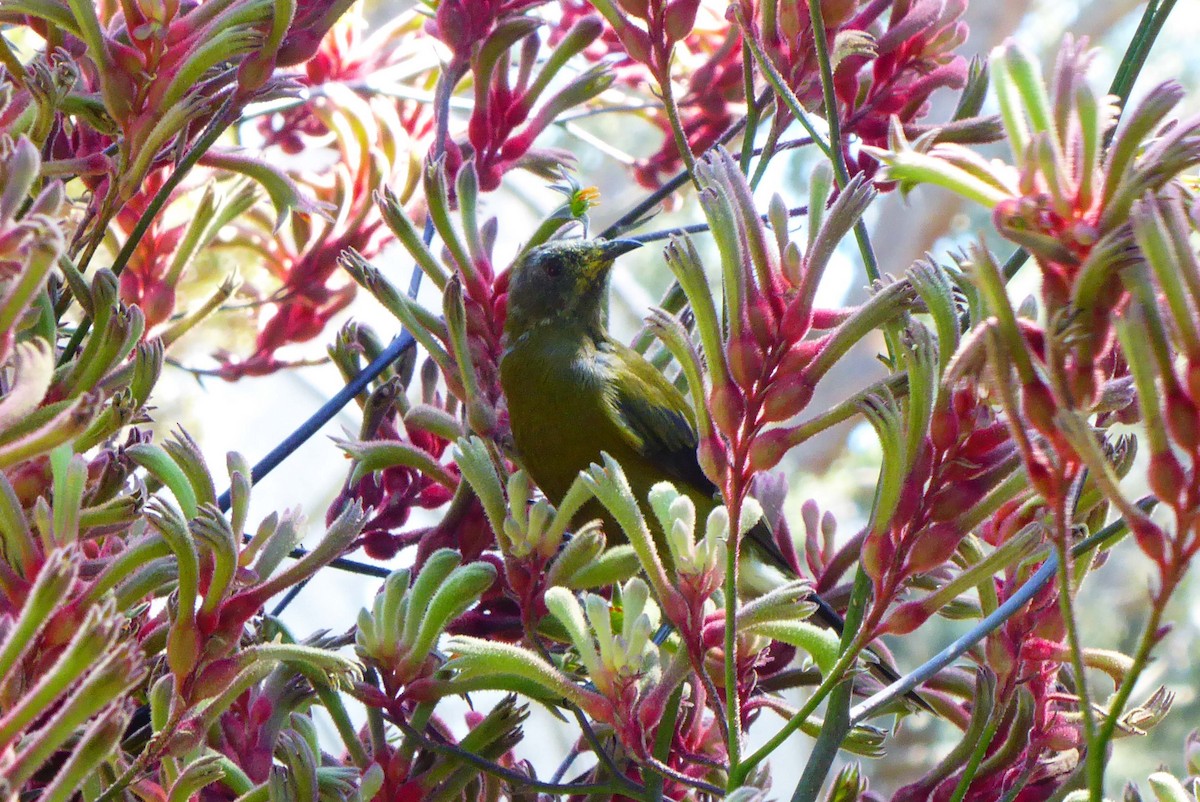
top-left (504, 238), bottom-right (642, 338)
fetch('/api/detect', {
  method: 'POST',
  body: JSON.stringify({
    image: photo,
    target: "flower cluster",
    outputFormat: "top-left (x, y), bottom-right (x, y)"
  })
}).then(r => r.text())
top-left (6, 0), bottom-right (1200, 796)
top-left (867, 38), bottom-right (1200, 799)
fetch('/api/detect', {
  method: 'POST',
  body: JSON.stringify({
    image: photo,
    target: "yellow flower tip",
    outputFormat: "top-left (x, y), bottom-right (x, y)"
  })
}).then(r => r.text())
top-left (576, 186), bottom-right (601, 205)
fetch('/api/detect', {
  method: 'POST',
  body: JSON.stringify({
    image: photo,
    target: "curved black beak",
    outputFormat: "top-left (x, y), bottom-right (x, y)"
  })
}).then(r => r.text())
top-left (597, 238), bottom-right (643, 260)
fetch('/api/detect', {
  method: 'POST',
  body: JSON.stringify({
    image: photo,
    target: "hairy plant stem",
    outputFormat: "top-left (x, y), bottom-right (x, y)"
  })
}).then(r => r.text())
top-left (659, 71), bottom-right (698, 184)
top-left (804, 0), bottom-right (882, 292)
top-left (1083, 564), bottom-right (1178, 799)
top-left (1052, 488), bottom-right (1097, 752)
top-left (526, 627), bottom-right (629, 786)
top-left (947, 695), bottom-right (1011, 802)
top-left (730, 623), bottom-right (867, 786)
top-left (749, 123), bottom-right (783, 189)
top-left (738, 38), bottom-right (762, 175)
top-left (790, 568), bottom-right (870, 802)
top-left (722, 484), bottom-right (743, 782)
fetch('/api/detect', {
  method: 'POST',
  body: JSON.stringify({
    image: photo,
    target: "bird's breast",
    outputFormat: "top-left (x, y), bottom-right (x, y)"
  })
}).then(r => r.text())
top-left (500, 335), bottom-right (625, 504)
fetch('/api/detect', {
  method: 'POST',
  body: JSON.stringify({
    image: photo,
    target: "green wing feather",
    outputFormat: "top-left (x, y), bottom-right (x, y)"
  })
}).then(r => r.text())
top-left (603, 340), bottom-right (798, 575)
top-left (603, 341), bottom-right (716, 494)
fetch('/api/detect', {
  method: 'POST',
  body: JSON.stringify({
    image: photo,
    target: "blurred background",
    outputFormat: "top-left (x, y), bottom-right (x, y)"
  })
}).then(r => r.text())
top-left (148, 0), bottom-right (1200, 796)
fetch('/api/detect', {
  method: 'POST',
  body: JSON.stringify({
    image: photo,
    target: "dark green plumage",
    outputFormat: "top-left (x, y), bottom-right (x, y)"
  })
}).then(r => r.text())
top-left (501, 238), bottom-right (722, 545)
top-left (501, 238), bottom-right (795, 574)
top-left (499, 238), bottom-right (925, 708)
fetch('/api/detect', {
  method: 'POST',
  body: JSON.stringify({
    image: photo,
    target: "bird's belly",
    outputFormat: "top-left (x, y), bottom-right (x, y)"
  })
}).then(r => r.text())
top-left (502, 346), bottom-right (623, 505)
top-left (506, 388), bottom-right (620, 504)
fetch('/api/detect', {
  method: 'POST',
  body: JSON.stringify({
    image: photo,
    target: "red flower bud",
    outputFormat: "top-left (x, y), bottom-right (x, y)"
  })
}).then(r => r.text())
top-left (881, 601), bottom-right (930, 635)
top-left (984, 634), bottom-right (1015, 682)
top-left (777, 338), bottom-right (824, 375)
top-left (1019, 637), bottom-right (1065, 663)
top-left (1148, 450), bottom-right (1186, 508)
top-left (779, 296), bottom-right (812, 342)
top-left (1186, 358), bottom-right (1200, 403)
top-left (1020, 379), bottom-right (1058, 440)
top-left (709, 378), bottom-right (745, 436)
top-left (747, 426), bottom-right (793, 472)
top-left (616, 23), bottom-right (653, 65)
top-left (746, 295), bottom-right (777, 350)
top-left (663, 0), bottom-right (701, 43)
top-left (1068, 361), bottom-right (1100, 410)
top-left (698, 432), bottom-right (729, 483)
top-left (726, 331), bottom-right (765, 389)
top-left (906, 521), bottom-right (963, 575)
top-left (616, 0), bottom-right (650, 19)
top-left (929, 399), bottom-right (959, 453)
top-left (1025, 455), bottom-right (1058, 501)
top-left (860, 532), bottom-right (893, 582)
top-left (1165, 383), bottom-right (1200, 453)
top-left (1130, 516), bottom-right (1166, 566)
top-left (759, 373), bottom-right (814, 422)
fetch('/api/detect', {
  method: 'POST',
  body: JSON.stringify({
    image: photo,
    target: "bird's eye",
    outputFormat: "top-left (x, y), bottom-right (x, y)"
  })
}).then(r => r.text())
top-left (544, 261), bottom-right (562, 278)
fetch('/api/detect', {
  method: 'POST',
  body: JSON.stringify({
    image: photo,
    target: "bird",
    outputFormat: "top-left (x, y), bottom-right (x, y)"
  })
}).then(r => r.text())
top-left (499, 237), bottom-right (922, 707)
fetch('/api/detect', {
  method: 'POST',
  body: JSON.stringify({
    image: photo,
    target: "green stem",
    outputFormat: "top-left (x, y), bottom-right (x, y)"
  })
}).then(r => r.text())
top-left (723, 490), bottom-right (742, 781)
top-left (804, 0), bottom-right (880, 285)
top-left (1083, 571), bottom-right (1176, 799)
top-left (731, 569), bottom-right (871, 787)
top-left (748, 123), bottom-right (783, 190)
top-left (1107, 0), bottom-right (1178, 120)
top-left (788, 568), bottom-right (870, 802)
top-left (738, 38), bottom-right (761, 175)
top-left (658, 64), bottom-right (699, 185)
top-left (1052, 490), bottom-right (1096, 754)
top-left (947, 697), bottom-right (1011, 802)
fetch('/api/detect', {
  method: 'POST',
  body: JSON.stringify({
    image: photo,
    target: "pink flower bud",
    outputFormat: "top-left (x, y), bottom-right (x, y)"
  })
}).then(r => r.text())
top-left (881, 601), bottom-right (930, 635)
top-left (1148, 450), bottom-right (1186, 508)
top-left (747, 427), bottom-right (794, 473)
top-left (1131, 516), bottom-right (1166, 566)
top-left (726, 331), bottom-right (765, 389)
top-left (860, 532), bottom-right (892, 582)
top-left (777, 338), bottom-right (824, 375)
top-left (616, 0), bottom-right (650, 20)
top-left (698, 432), bottom-right (729, 484)
top-left (709, 379), bottom-right (745, 436)
top-left (759, 373), bottom-right (814, 422)
top-left (905, 522), bottom-right (963, 575)
top-left (779, 296), bottom-right (812, 342)
top-left (746, 299), bottom-right (777, 351)
top-left (663, 0), bottom-right (701, 43)
top-left (1165, 383), bottom-right (1200, 453)
top-left (616, 23), bottom-right (653, 65)
top-left (1020, 379), bottom-right (1058, 440)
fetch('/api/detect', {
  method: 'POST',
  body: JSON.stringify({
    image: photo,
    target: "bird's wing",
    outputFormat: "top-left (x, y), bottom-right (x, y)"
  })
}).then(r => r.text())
top-left (604, 341), bottom-right (719, 495)
top-left (605, 341), bottom-right (794, 566)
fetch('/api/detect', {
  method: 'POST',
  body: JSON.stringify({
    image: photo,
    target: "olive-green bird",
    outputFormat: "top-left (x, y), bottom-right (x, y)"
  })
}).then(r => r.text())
top-left (499, 238), bottom-right (920, 703)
